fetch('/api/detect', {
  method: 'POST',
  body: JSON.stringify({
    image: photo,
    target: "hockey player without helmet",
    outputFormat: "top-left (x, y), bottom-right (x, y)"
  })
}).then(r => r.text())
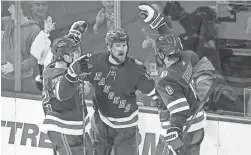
top-left (155, 33), bottom-right (183, 56)
top-left (51, 37), bottom-right (81, 63)
top-left (105, 28), bottom-right (129, 48)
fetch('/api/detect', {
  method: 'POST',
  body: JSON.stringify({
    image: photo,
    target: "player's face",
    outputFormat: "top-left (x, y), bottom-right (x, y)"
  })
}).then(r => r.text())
top-left (63, 48), bottom-right (81, 63)
top-left (111, 42), bottom-right (128, 63)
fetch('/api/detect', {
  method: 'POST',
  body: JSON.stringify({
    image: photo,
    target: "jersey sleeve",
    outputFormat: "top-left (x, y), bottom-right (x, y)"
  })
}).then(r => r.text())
top-left (43, 68), bottom-right (79, 101)
top-left (136, 63), bottom-right (155, 95)
top-left (156, 78), bottom-right (191, 129)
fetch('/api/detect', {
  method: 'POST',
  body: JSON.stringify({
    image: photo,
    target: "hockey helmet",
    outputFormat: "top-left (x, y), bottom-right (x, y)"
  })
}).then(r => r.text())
top-left (155, 33), bottom-right (183, 56)
top-left (105, 28), bottom-right (129, 49)
top-left (51, 36), bottom-right (81, 63)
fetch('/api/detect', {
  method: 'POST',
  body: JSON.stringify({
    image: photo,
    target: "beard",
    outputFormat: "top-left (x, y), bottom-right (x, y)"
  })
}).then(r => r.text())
top-left (112, 51), bottom-right (127, 64)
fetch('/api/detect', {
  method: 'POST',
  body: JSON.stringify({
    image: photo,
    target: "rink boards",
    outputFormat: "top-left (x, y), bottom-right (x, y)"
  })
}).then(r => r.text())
top-left (1, 97), bottom-right (251, 155)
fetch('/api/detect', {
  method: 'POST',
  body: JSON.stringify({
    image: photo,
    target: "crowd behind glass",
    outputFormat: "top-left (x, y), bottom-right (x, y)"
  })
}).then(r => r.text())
top-left (1, 1), bottom-right (251, 115)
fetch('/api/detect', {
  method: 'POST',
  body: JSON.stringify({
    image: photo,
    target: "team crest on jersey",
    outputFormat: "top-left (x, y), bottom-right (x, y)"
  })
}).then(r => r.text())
top-left (165, 85), bottom-right (174, 95)
top-left (160, 71), bottom-right (168, 78)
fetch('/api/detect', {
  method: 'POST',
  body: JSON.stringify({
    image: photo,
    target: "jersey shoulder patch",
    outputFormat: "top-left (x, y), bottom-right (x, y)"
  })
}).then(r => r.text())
top-left (165, 85), bottom-right (174, 95)
top-left (160, 70), bottom-right (169, 78)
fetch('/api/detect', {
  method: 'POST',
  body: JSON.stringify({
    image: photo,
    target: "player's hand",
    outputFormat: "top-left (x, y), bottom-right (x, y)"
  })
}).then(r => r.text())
top-left (1, 61), bottom-right (14, 74)
top-left (66, 55), bottom-right (92, 82)
top-left (34, 75), bottom-right (43, 91)
top-left (163, 1), bottom-right (186, 21)
top-left (164, 127), bottom-right (184, 154)
top-left (44, 16), bottom-right (55, 33)
top-left (138, 3), bottom-right (165, 29)
top-left (68, 21), bottom-right (88, 43)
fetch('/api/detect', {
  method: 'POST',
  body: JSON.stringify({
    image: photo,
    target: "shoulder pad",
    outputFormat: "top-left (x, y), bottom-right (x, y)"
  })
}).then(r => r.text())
top-left (43, 68), bottom-right (65, 81)
top-left (43, 68), bottom-right (65, 90)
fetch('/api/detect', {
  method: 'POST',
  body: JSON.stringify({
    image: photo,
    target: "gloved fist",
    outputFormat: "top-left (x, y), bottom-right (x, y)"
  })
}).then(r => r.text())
top-left (138, 3), bottom-right (166, 29)
top-left (35, 75), bottom-right (43, 91)
top-left (66, 54), bottom-right (92, 82)
top-left (68, 21), bottom-right (88, 43)
top-left (165, 127), bottom-right (184, 153)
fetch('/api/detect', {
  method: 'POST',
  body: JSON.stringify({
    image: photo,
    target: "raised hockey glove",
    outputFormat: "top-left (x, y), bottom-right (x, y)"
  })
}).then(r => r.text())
top-left (66, 55), bottom-right (92, 82)
top-left (162, 127), bottom-right (184, 155)
top-left (138, 3), bottom-right (166, 30)
top-left (34, 75), bottom-right (43, 91)
top-left (68, 21), bottom-right (88, 43)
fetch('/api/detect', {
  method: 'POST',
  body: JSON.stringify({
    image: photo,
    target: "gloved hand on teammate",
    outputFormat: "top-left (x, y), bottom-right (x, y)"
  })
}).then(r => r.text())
top-left (66, 55), bottom-right (92, 82)
top-left (68, 21), bottom-right (88, 43)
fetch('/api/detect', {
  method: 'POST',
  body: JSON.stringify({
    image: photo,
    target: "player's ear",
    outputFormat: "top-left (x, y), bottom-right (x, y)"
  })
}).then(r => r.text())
top-left (63, 55), bottom-right (72, 63)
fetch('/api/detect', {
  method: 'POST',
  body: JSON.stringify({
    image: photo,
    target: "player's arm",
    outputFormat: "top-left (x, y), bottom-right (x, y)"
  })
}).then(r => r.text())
top-left (136, 63), bottom-right (155, 95)
top-left (52, 54), bottom-right (92, 101)
top-left (156, 78), bottom-right (191, 130)
top-left (52, 74), bottom-right (79, 101)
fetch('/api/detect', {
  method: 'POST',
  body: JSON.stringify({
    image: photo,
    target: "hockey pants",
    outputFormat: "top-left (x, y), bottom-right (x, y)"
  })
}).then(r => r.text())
top-left (47, 131), bottom-right (93, 155)
top-left (90, 111), bottom-right (139, 155)
top-left (155, 128), bottom-right (204, 155)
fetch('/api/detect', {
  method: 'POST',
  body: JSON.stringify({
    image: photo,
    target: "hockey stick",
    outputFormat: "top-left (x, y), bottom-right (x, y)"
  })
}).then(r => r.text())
top-left (79, 83), bottom-right (86, 155)
top-left (181, 79), bottom-right (218, 139)
top-left (163, 78), bottom-right (219, 155)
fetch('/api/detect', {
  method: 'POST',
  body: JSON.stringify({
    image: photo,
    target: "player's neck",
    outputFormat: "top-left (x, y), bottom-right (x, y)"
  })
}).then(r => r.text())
top-left (108, 55), bottom-right (120, 65)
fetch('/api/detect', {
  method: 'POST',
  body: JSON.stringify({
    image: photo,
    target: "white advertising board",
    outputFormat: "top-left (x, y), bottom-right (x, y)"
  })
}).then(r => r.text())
top-left (1, 97), bottom-right (251, 155)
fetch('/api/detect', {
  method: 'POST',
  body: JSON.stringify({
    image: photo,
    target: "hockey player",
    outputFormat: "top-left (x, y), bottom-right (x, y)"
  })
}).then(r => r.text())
top-left (138, 4), bottom-right (206, 155)
top-left (139, 3), bottom-right (244, 154)
top-left (67, 28), bottom-right (155, 155)
top-left (41, 21), bottom-right (93, 155)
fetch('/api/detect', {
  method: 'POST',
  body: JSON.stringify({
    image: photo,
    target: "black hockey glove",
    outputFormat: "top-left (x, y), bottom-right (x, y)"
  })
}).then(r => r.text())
top-left (162, 127), bottom-right (185, 155)
top-left (34, 75), bottom-right (43, 91)
top-left (66, 55), bottom-right (92, 82)
top-left (68, 21), bottom-right (88, 43)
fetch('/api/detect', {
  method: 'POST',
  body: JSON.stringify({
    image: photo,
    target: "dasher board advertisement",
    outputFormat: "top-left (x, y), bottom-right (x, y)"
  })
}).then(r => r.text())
top-left (1, 97), bottom-right (251, 155)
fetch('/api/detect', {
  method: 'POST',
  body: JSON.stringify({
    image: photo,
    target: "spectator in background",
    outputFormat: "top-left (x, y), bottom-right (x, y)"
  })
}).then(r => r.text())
top-left (28, 1), bottom-right (48, 30)
top-left (93, 0), bottom-right (115, 34)
top-left (1, 1), bottom-right (40, 93)
top-left (163, 2), bottom-right (223, 73)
